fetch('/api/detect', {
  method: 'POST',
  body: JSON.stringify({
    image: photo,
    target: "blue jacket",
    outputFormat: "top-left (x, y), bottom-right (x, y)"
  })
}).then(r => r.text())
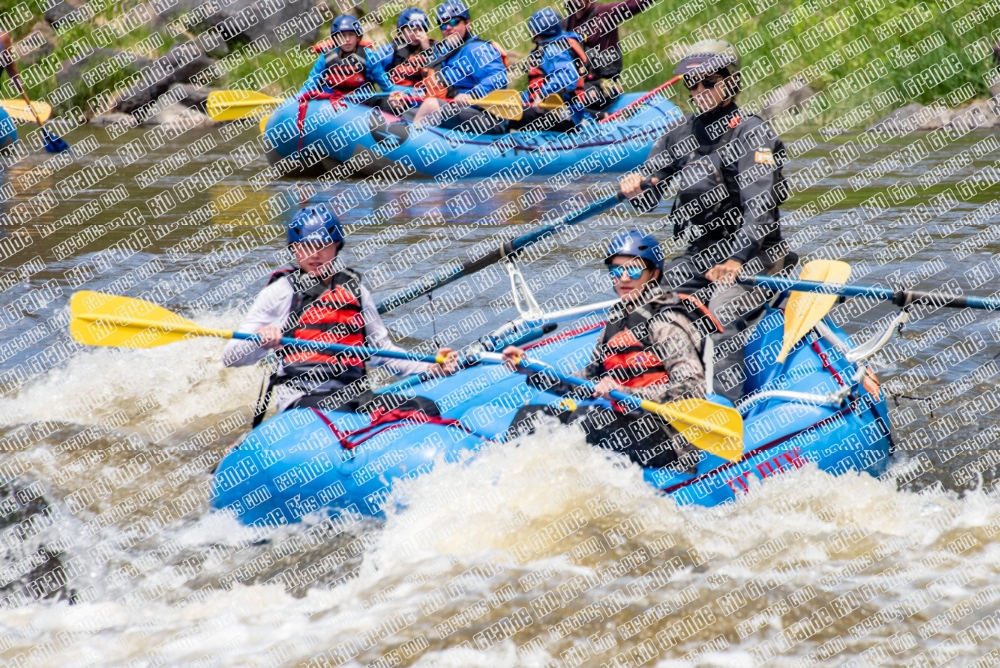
top-left (297, 46), bottom-right (394, 96)
top-left (522, 32), bottom-right (585, 104)
top-left (430, 35), bottom-right (507, 99)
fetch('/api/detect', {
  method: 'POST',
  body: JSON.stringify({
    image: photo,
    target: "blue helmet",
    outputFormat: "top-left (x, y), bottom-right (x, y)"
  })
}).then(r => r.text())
top-left (331, 14), bottom-right (364, 37)
top-left (605, 231), bottom-right (664, 272)
top-left (397, 8), bottom-right (430, 30)
top-left (435, 0), bottom-right (471, 25)
top-left (287, 206), bottom-right (344, 247)
top-left (528, 8), bottom-right (562, 38)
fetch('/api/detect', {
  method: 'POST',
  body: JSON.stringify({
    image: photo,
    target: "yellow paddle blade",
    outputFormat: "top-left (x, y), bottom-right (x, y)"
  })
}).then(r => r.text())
top-left (0, 99), bottom-right (51, 123)
top-left (70, 291), bottom-right (232, 349)
top-left (207, 90), bottom-right (282, 121)
top-left (640, 398), bottom-right (744, 462)
top-left (474, 89), bottom-right (524, 121)
top-left (776, 260), bottom-right (852, 363)
top-left (537, 94), bottom-right (565, 111)
top-left (259, 113), bottom-right (270, 135)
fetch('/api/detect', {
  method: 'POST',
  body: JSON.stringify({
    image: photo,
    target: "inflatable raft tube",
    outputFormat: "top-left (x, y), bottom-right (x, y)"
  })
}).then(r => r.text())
top-left (261, 92), bottom-right (682, 180)
top-left (0, 107), bottom-right (16, 150)
top-left (212, 307), bottom-right (894, 526)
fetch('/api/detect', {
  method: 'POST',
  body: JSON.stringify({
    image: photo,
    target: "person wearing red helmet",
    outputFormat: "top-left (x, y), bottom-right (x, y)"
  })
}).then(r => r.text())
top-left (223, 206), bottom-right (458, 423)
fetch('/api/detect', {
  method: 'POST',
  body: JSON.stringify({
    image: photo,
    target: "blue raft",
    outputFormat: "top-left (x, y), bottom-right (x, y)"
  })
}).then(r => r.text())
top-left (260, 93), bottom-right (682, 180)
top-left (0, 107), bottom-right (16, 149)
top-left (212, 303), bottom-right (895, 526)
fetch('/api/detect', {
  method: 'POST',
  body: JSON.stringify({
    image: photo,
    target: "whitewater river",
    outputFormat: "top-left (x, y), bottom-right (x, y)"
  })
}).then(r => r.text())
top-left (0, 118), bottom-right (999, 667)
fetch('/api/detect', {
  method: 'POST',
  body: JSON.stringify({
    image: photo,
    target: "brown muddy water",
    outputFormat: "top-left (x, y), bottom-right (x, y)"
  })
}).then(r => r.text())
top-left (0, 118), bottom-right (999, 667)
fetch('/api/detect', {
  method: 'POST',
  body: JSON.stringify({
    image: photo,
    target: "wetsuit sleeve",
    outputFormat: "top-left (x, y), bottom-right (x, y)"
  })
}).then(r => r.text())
top-left (467, 42), bottom-right (508, 99)
top-left (631, 316), bottom-right (706, 404)
top-left (366, 47), bottom-right (395, 92)
top-left (629, 131), bottom-right (681, 211)
top-left (222, 280), bottom-right (294, 367)
top-left (297, 55), bottom-right (327, 96)
top-left (360, 285), bottom-right (432, 377)
top-left (729, 120), bottom-right (785, 264)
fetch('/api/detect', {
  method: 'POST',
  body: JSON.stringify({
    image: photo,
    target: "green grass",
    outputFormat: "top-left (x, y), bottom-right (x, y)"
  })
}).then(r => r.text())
top-left (6, 0), bottom-right (1000, 127)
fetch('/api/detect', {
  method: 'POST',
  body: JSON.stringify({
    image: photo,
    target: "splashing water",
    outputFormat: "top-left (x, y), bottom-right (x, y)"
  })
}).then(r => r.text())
top-left (1, 376), bottom-right (999, 668)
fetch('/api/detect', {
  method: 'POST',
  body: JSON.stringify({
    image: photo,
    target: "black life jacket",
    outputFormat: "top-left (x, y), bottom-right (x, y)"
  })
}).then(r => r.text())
top-left (600, 293), bottom-right (719, 388)
top-left (270, 267), bottom-right (368, 386)
top-left (388, 41), bottom-right (437, 87)
top-left (526, 35), bottom-right (589, 103)
top-left (671, 113), bottom-right (745, 244)
top-left (313, 40), bottom-right (373, 92)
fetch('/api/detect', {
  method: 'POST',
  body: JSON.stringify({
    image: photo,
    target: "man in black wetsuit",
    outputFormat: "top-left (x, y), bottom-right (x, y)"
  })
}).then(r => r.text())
top-left (620, 40), bottom-right (792, 405)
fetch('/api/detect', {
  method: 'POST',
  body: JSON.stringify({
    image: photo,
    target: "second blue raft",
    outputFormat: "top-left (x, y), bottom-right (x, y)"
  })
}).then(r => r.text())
top-left (261, 93), bottom-right (683, 180)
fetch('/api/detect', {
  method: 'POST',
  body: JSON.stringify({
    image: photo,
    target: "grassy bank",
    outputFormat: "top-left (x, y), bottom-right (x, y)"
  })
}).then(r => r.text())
top-left (3, 0), bottom-right (999, 129)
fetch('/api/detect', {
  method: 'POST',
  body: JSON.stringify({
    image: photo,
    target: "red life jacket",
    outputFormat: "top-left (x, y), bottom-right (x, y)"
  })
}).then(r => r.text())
top-left (600, 294), bottom-right (719, 389)
top-left (388, 42), bottom-right (437, 87)
top-left (313, 40), bottom-right (373, 93)
top-left (526, 35), bottom-right (589, 104)
top-left (272, 267), bottom-right (368, 384)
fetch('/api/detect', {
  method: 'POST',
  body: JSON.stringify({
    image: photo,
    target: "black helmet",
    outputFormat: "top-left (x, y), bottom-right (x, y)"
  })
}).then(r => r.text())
top-left (674, 39), bottom-right (741, 89)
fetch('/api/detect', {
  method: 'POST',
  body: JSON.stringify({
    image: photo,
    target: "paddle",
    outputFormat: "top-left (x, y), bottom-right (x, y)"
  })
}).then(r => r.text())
top-left (742, 276), bottom-right (1000, 311)
top-left (212, 89), bottom-right (527, 121)
top-left (599, 75), bottom-right (683, 124)
top-left (378, 188), bottom-right (631, 313)
top-left (12, 80), bottom-right (69, 153)
top-left (0, 99), bottom-right (51, 124)
top-left (500, 354), bottom-right (743, 461)
top-left (776, 260), bottom-right (851, 362)
top-left (207, 91), bottom-right (283, 121)
top-left (69, 291), bottom-right (454, 365)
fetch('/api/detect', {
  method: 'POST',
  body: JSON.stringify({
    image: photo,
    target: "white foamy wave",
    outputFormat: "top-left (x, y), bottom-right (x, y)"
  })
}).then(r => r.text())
top-left (0, 312), bottom-right (261, 430)
top-left (2, 414), bottom-right (1000, 666)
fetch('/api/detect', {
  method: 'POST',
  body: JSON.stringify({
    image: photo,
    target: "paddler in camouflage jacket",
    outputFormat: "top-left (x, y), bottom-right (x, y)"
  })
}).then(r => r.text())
top-left (504, 231), bottom-right (713, 474)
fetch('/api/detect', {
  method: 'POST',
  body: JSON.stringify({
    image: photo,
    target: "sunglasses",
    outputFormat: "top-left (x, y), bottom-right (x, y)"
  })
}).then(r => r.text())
top-left (609, 265), bottom-right (647, 280)
top-left (441, 18), bottom-right (463, 27)
top-left (686, 77), bottom-right (724, 91)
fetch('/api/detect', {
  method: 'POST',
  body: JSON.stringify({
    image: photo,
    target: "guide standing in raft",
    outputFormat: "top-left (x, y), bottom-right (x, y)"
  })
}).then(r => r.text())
top-left (620, 40), bottom-right (790, 404)
top-left (222, 207), bottom-right (459, 422)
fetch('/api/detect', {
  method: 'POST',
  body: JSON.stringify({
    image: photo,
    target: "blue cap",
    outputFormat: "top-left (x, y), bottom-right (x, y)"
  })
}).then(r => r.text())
top-left (398, 8), bottom-right (430, 30)
top-left (287, 206), bottom-right (344, 246)
top-left (434, 0), bottom-right (471, 25)
top-left (528, 8), bottom-right (562, 38)
top-left (605, 231), bottom-right (664, 272)
top-left (331, 14), bottom-right (364, 36)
